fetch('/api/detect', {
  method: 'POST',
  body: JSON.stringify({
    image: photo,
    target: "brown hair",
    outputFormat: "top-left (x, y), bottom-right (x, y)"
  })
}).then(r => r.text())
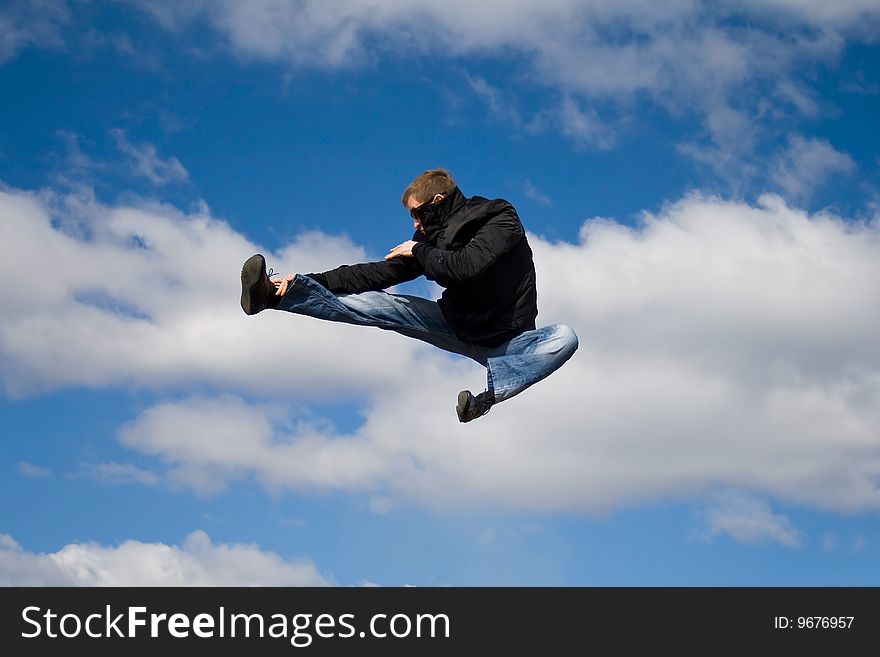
top-left (401, 168), bottom-right (456, 207)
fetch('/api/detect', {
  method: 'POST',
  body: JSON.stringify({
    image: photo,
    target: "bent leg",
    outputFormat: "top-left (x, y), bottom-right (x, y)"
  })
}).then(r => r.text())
top-left (274, 274), bottom-right (474, 357)
top-left (479, 324), bottom-right (579, 403)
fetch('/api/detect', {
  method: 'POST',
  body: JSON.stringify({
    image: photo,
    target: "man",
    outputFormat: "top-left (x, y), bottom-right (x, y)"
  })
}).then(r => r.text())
top-left (240, 168), bottom-right (578, 422)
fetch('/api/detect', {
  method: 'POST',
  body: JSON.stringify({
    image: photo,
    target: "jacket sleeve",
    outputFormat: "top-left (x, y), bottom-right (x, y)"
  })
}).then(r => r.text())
top-left (312, 255), bottom-right (424, 294)
top-left (411, 206), bottom-right (525, 286)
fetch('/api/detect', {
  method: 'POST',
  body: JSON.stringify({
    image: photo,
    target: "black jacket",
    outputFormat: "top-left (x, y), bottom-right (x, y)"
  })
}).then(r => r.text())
top-left (308, 186), bottom-right (538, 346)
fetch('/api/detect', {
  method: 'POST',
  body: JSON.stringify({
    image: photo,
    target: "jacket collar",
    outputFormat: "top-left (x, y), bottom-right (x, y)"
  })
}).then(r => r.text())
top-left (419, 186), bottom-right (467, 240)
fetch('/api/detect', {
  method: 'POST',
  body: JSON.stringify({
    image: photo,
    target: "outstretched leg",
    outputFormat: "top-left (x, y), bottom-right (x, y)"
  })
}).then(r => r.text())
top-left (274, 273), bottom-right (475, 357)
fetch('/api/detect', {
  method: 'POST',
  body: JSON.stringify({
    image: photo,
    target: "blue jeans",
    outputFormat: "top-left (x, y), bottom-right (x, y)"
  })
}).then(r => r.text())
top-left (275, 275), bottom-right (579, 403)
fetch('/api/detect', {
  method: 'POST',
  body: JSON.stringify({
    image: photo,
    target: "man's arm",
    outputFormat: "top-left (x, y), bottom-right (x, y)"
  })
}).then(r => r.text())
top-left (272, 256), bottom-right (423, 298)
top-left (315, 256), bottom-right (424, 293)
top-left (409, 206), bottom-right (525, 286)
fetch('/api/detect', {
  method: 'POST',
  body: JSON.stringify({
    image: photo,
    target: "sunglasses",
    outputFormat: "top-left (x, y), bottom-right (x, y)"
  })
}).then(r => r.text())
top-left (409, 198), bottom-right (435, 221)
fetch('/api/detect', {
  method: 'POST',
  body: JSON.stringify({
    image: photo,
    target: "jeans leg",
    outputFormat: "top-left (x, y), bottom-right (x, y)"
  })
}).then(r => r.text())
top-left (274, 274), bottom-right (475, 357)
top-left (477, 324), bottom-right (579, 403)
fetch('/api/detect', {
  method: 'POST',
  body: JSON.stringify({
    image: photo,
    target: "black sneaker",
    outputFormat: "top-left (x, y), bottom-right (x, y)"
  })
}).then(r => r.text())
top-left (456, 390), bottom-right (495, 423)
top-left (240, 254), bottom-right (277, 315)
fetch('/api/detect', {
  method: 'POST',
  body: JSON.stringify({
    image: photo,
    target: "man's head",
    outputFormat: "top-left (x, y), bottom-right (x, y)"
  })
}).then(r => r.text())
top-left (402, 168), bottom-right (456, 233)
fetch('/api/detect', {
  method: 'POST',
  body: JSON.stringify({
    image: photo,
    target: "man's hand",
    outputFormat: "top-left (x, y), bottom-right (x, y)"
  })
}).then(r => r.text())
top-left (385, 240), bottom-right (418, 260)
top-left (272, 273), bottom-right (296, 296)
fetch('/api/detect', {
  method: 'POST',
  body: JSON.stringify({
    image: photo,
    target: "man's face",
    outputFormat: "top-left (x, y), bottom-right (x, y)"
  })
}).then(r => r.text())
top-left (406, 194), bottom-right (443, 234)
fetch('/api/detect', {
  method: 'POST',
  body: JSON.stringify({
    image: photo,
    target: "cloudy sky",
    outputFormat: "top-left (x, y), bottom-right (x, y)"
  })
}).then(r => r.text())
top-left (1, 0), bottom-right (879, 586)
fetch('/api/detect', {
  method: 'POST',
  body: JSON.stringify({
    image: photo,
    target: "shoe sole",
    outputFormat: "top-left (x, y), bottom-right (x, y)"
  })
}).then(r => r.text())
top-left (456, 390), bottom-right (471, 423)
top-left (240, 254), bottom-right (266, 315)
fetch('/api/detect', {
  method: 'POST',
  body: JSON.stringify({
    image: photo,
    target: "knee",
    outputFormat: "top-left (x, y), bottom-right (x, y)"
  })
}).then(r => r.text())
top-left (542, 324), bottom-right (578, 361)
top-left (554, 324), bottom-right (579, 359)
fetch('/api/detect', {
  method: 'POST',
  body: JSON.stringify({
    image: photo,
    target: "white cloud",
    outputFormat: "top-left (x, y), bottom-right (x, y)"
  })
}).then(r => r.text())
top-left (743, 0), bottom-right (880, 28)
top-left (0, 0), bottom-right (69, 64)
top-left (523, 179), bottom-right (552, 206)
top-left (466, 74), bottom-right (542, 133)
top-left (771, 135), bottom-right (856, 201)
top-left (122, 0), bottom-right (877, 166)
top-left (0, 530), bottom-right (330, 586)
top-left (478, 527), bottom-right (497, 545)
top-left (79, 29), bottom-right (164, 71)
top-left (0, 2), bottom-right (162, 70)
top-left (128, 1), bottom-right (880, 72)
top-left (3, 2), bottom-right (877, 176)
top-left (694, 493), bottom-right (804, 548)
top-left (108, 185), bottom-right (875, 512)
top-left (3, 182), bottom-right (880, 515)
top-left (0, 534), bottom-right (20, 550)
top-left (55, 130), bottom-right (102, 175)
top-left (74, 461), bottom-right (162, 486)
top-left (0, 185), bottom-right (420, 398)
top-left (5, 2), bottom-right (876, 179)
top-left (116, 396), bottom-right (410, 496)
top-left (18, 462), bottom-right (51, 478)
top-left (556, 96), bottom-right (615, 150)
top-left (773, 80), bottom-right (821, 118)
top-left (839, 71), bottom-right (880, 95)
top-left (111, 129), bottom-right (189, 186)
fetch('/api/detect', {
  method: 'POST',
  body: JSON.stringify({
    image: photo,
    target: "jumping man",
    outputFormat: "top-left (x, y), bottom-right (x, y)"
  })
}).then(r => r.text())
top-left (240, 168), bottom-right (578, 422)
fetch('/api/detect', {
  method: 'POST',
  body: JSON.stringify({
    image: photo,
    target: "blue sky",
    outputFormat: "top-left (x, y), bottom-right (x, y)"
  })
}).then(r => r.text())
top-left (1, 1), bottom-right (879, 586)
